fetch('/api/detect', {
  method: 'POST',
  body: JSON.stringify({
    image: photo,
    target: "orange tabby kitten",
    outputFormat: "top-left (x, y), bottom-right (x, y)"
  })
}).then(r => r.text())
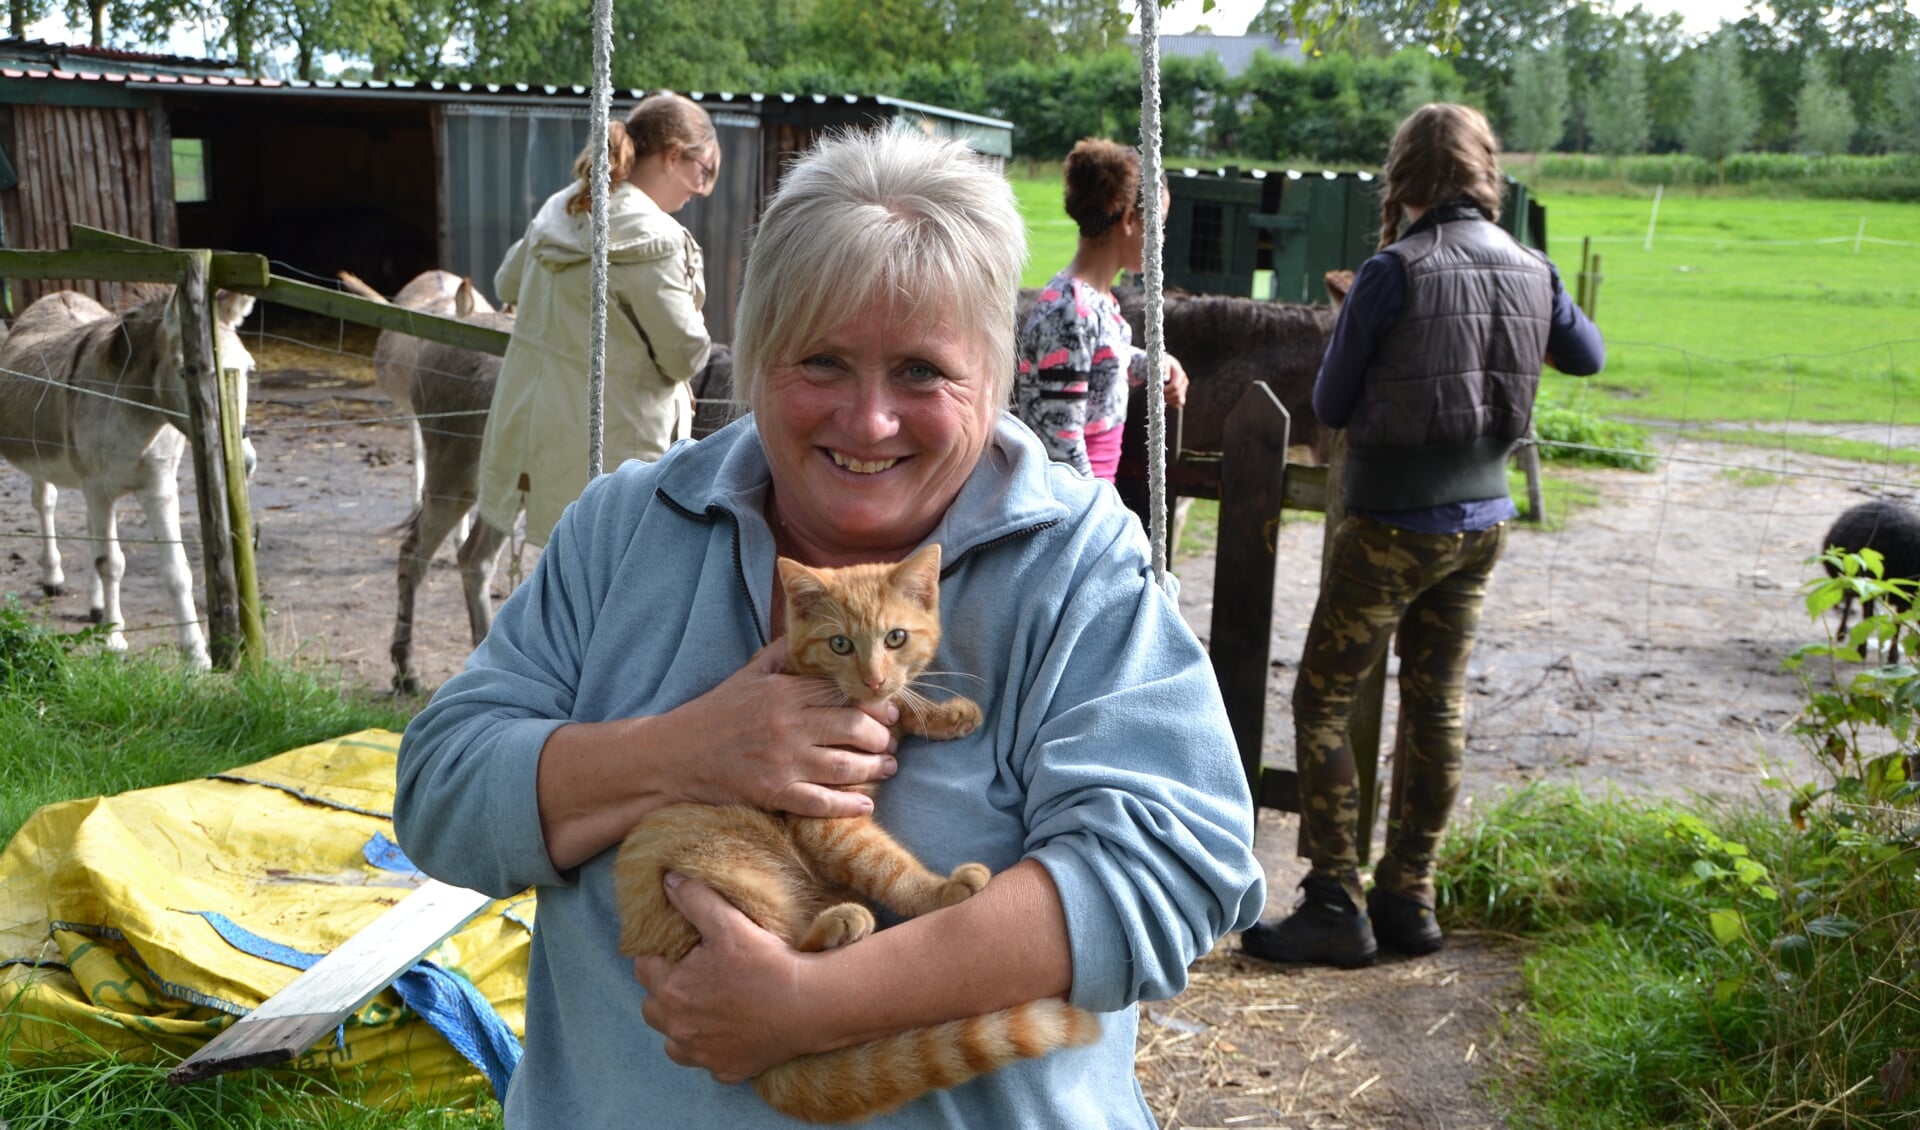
top-left (613, 542), bottom-right (1099, 1124)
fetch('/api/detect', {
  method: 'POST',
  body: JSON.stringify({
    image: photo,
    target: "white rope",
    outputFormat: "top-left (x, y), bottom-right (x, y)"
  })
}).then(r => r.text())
top-left (1138, 0), bottom-right (1168, 589)
top-left (585, 0), bottom-right (613, 478)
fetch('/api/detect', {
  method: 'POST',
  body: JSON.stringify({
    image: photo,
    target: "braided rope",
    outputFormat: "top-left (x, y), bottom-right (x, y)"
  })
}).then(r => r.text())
top-left (1138, 0), bottom-right (1169, 588)
top-left (585, 0), bottom-right (614, 478)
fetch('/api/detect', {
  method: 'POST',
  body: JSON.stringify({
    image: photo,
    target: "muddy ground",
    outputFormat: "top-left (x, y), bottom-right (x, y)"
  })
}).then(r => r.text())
top-left (1, 337), bottom-right (1905, 1127)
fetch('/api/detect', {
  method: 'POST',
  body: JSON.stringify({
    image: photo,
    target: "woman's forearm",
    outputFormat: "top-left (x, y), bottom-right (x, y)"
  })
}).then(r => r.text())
top-left (536, 715), bottom-right (682, 872)
top-left (803, 860), bottom-right (1075, 1052)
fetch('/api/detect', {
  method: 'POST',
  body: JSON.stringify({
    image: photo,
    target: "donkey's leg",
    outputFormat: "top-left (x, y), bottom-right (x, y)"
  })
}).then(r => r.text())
top-left (391, 486), bottom-right (487, 693)
top-left (79, 486), bottom-right (126, 653)
top-left (408, 419), bottom-right (469, 556)
top-left (456, 517), bottom-right (509, 648)
top-left (134, 456), bottom-right (211, 671)
top-left (32, 479), bottom-right (65, 596)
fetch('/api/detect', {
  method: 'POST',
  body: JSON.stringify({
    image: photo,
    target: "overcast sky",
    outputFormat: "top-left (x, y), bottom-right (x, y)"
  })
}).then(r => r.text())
top-left (1150, 0), bottom-right (1755, 38)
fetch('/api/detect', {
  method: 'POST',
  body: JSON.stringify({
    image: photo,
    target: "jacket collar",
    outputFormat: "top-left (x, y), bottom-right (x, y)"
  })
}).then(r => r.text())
top-left (1406, 197), bottom-right (1493, 239)
top-left (654, 413), bottom-right (1073, 570)
top-left (529, 181), bottom-right (666, 266)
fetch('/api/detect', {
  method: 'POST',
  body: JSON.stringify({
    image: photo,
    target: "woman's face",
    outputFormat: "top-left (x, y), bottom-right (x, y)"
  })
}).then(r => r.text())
top-left (1122, 183), bottom-right (1173, 275)
top-left (754, 294), bottom-right (998, 565)
top-left (680, 141), bottom-right (719, 199)
top-left (647, 141), bottom-right (718, 214)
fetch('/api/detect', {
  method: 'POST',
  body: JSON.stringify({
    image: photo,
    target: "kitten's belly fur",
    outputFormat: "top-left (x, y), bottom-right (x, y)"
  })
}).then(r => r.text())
top-left (615, 803), bottom-right (846, 961)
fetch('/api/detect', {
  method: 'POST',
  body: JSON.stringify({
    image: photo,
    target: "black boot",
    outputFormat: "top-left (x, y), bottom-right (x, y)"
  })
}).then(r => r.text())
top-left (1240, 875), bottom-right (1378, 969)
top-left (1366, 884), bottom-right (1445, 955)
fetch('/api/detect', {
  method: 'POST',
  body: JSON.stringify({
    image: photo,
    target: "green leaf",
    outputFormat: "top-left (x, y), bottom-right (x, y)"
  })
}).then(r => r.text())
top-left (1709, 908), bottom-right (1745, 945)
top-left (1771, 932), bottom-right (1815, 973)
top-left (1804, 915), bottom-right (1862, 938)
top-left (1712, 975), bottom-right (1746, 1006)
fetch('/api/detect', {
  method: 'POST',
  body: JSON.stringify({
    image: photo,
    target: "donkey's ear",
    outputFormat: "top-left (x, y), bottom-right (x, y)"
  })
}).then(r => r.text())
top-left (214, 289), bottom-right (256, 329)
top-left (455, 279), bottom-right (478, 318)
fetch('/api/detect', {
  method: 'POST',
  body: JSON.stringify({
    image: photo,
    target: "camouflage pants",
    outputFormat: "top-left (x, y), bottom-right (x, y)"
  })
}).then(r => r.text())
top-left (1292, 515), bottom-right (1508, 910)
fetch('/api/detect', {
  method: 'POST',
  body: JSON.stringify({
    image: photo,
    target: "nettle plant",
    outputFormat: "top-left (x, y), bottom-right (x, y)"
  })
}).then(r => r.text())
top-left (1687, 547), bottom-right (1920, 1119)
top-left (1788, 547), bottom-right (1920, 820)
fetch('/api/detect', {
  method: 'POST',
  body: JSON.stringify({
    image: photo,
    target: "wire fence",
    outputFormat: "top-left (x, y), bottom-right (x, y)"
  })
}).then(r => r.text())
top-left (0, 287), bottom-right (1914, 799)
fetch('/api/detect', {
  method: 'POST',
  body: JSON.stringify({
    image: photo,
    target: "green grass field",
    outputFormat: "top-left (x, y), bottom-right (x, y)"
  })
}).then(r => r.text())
top-left (1012, 172), bottom-right (1920, 438)
top-left (1539, 193), bottom-right (1920, 429)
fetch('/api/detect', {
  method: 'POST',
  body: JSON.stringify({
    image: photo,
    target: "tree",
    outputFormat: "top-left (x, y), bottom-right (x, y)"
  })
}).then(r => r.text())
top-left (1682, 31), bottom-right (1760, 172)
top-left (1504, 46), bottom-right (1569, 155)
top-left (1882, 53), bottom-right (1920, 153)
top-left (8, 0), bottom-right (53, 38)
top-left (1794, 55), bottom-right (1858, 154)
top-left (1588, 42), bottom-right (1649, 156)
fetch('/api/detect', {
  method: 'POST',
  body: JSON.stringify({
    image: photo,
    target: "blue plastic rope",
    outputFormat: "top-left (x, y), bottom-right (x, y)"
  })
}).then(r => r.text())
top-left (193, 910), bottom-right (520, 1099)
top-left (362, 832), bottom-right (423, 876)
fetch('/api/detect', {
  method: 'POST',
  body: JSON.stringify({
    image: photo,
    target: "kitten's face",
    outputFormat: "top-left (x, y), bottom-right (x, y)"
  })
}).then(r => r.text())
top-left (779, 545), bottom-right (944, 706)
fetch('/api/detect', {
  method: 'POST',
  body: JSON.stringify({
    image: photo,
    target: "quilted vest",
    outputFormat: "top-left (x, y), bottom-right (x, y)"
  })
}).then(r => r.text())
top-left (1343, 206), bottom-right (1553, 512)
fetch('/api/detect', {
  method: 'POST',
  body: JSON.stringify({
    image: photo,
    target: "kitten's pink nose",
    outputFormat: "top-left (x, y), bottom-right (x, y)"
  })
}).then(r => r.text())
top-left (865, 676), bottom-right (884, 691)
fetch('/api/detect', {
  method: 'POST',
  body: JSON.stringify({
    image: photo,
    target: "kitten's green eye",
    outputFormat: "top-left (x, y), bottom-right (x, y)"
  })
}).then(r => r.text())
top-left (884, 629), bottom-right (908, 649)
top-left (829, 635), bottom-right (854, 655)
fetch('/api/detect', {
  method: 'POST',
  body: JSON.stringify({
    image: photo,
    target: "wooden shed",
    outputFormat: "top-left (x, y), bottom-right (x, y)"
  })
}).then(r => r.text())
top-left (0, 38), bottom-right (1014, 340)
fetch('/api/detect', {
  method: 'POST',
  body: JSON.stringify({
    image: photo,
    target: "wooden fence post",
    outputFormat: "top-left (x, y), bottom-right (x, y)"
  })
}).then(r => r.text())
top-left (177, 251), bottom-right (244, 670)
top-left (1321, 430), bottom-right (1388, 863)
top-left (218, 366), bottom-right (265, 669)
top-left (1518, 424), bottom-right (1546, 524)
top-left (1212, 381), bottom-right (1291, 815)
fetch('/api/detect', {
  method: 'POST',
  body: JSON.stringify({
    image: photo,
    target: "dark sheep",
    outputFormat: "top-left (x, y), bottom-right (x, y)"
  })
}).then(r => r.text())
top-left (1821, 498), bottom-right (1920, 650)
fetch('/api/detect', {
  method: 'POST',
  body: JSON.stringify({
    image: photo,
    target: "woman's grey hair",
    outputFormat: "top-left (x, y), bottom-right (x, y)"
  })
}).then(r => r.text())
top-left (733, 128), bottom-right (1028, 408)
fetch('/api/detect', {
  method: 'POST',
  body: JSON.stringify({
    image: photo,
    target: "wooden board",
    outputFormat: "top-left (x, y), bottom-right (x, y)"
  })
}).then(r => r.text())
top-left (166, 879), bottom-right (495, 1087)
top-left (62, 224), bottom-right (505, 355)
top-left (1209, 381), bottom-right (1291, 810)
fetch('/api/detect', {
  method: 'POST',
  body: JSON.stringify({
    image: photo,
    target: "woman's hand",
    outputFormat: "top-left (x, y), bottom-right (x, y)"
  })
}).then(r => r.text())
top-left (634, 872), bottom-right (813, 1082)
top-left (535, 639), bottom-right (898, 871)
top-left (1163, 354), bottom-right (1190, 409)
top-left (670, 638), bottom-right (898, 818)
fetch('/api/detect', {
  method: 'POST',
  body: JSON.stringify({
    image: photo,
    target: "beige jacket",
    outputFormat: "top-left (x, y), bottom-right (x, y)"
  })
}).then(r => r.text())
top-left (477, 180), bottom-right (711, 545)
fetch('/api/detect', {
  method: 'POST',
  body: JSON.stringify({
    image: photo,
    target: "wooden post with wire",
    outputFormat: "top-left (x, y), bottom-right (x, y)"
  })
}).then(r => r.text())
top-left (1209, 382), bottom-right (1295, 811)
top-left (176, 250), bottom-right (246, 670)
top-left (218, 366), bottom-right (265, 668)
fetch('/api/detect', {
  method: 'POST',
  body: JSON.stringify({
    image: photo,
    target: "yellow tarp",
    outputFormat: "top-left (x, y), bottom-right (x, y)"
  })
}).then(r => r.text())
top-left (0, 729), bottom-right (535, 1106)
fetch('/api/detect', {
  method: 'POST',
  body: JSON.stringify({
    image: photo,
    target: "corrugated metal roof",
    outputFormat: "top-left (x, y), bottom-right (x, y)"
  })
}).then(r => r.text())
top-left (0, 58), bottom-right (1012, 130)
top-left (0, 35), bottom-right (235, 72)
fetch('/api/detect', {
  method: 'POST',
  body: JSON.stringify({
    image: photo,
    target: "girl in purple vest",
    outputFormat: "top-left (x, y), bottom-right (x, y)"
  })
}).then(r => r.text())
top-left (1241, 103), bottom-right (1604, 968)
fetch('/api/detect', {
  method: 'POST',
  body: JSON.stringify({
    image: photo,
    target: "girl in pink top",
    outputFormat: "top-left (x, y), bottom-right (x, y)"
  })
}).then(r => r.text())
top-left (1015, 139), bottom-right (1186, 482)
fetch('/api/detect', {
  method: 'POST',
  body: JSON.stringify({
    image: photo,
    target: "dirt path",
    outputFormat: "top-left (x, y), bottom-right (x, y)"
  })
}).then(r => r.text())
top-left (1, 367), bottom-right (1907, 1126)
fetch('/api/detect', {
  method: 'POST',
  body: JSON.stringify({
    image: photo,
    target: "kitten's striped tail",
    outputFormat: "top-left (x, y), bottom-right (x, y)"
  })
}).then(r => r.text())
top-left (753, 998), bottom-right (1101, 1124)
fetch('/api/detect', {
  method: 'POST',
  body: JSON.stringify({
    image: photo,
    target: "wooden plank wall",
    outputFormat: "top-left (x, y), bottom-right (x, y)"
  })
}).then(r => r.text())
top-left (8, 103), bottom-right (163, 309)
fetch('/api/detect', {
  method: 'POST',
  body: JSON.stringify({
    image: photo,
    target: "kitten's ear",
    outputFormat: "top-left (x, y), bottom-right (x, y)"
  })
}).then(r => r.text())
top-left (778, 557), bottom-right (835, 617)
top-left (890, 544), bottom-right (943, 612)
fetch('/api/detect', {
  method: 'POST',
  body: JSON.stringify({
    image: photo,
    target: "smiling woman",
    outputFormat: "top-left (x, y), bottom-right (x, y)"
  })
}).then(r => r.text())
top-left (394, 126), bottom-right (1265, 1129)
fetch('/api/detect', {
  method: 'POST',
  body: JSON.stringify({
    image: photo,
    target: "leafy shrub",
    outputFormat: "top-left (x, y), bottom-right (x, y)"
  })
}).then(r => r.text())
top-left (0, 597), bottom-right (98, 691)
top-left (1531, 406), bottom-right (1656, 470)
top-left (1438, 552), bottom-right (1920, 1128)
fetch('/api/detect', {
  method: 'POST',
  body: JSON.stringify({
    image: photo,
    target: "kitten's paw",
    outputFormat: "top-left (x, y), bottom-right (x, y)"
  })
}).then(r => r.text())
top-left (916, 697), bottom-right (982, 740)
top-left (800, 904), bottom-right (875, 951)
top-left (938, 863), bottom-right (991, 907)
